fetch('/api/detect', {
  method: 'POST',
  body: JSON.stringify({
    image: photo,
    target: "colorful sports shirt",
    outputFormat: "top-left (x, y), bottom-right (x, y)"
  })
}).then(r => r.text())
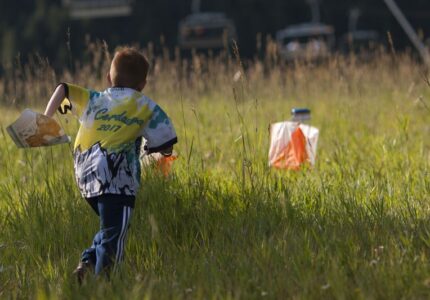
top-left (60, 83), bottom-right (177, 198)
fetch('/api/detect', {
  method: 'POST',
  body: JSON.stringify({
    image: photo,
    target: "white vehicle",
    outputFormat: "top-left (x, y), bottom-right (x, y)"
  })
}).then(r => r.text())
top-left (276, 23), bottom-right (335, 61)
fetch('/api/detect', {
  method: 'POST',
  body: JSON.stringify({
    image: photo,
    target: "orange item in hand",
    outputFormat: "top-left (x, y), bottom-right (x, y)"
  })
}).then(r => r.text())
top-left (156, 155), bottom-right (177, 176)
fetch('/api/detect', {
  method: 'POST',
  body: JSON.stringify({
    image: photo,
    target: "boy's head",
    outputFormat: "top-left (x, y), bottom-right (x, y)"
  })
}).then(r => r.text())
top-left (108, 47), bottom-right (149, 91)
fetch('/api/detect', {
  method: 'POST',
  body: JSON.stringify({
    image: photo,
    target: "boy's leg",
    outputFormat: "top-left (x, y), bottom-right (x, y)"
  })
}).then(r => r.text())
top-left (80, 231), bottom-right (102, 266)
top-left (86, 197), bottom-right (100, 216)
top-left (79, 197), bottom-right (101, 266)
top-left (95, 195), bottom-right (134, 275)
top-left (74, 231), bottom-right (101, 284)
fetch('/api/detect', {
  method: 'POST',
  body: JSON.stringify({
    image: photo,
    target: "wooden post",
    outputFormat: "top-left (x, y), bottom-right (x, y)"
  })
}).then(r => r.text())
top-left (191, 0), bottom-right (201, 14)
top-left (306, 0), bottom-right (320, 23)
top-left (383, 0), bottom-right (430, 66)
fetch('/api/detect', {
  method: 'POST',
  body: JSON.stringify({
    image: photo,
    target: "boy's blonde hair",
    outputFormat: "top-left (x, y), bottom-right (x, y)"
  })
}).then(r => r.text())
top-left (110, 47), bottom-right (149, 90)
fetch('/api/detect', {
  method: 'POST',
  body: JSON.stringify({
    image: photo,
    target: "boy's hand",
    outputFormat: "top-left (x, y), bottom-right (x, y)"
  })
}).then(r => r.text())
top-left (159, 146), bottom-right (173, 157)
top-left (140, 149), bottom-right (177, 176)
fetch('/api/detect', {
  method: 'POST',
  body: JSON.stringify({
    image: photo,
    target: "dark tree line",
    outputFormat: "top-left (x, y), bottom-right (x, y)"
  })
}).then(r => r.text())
top-left (0, 0), bottom-right (429, 69)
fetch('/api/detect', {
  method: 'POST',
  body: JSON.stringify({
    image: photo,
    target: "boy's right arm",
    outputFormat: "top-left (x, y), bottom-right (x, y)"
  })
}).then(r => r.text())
top-left (44, 83), bottom-right (66, 117)
top-left (140, 103), bottom-right (177, 155)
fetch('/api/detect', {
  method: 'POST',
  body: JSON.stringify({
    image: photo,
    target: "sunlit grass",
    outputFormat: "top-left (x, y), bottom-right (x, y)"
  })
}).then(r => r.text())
top-left (1, 45), bottom-right (430, 298)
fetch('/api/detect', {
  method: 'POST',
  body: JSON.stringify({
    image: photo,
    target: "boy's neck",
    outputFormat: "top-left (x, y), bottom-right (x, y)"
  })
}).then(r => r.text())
top-left (111, 86), bottom-right (143, 92)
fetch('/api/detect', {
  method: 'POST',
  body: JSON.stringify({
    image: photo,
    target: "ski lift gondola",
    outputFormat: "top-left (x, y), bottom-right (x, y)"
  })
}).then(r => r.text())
top-left (62, 0), bottom-right (133, 19)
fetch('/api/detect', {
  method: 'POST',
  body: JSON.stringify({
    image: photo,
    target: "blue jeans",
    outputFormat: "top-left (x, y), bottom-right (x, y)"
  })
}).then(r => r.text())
top-left (81, 194), bottom-right (134, 275)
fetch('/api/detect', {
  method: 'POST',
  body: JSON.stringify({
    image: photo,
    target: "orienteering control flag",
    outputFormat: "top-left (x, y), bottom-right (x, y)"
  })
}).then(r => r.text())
top-left (269, 121), bottom-right (319, 170)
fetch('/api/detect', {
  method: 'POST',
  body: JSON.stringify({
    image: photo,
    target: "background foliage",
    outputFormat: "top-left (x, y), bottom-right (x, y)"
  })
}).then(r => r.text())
top-left (0, 0), bottom-right (430, 69)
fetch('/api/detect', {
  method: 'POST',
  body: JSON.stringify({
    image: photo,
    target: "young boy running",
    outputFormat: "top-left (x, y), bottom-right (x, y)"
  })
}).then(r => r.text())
top-left (44, 47), bottom-right (177, 281)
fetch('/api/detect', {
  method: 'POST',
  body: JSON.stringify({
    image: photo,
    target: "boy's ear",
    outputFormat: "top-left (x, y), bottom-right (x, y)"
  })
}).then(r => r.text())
top-left (107, 73), bottom-right (112, 86)
top-left (137, 79), bottom-right (147, 91)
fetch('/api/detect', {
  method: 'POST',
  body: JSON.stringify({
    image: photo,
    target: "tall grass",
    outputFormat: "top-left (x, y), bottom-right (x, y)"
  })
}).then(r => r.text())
top-left (1, 42), bottom-right (430, 299)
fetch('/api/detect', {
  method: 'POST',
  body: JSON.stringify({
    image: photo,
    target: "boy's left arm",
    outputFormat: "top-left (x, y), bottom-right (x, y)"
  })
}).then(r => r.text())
top-left (44, 84), bottom-right (66, 117)
top-left (45, 82), bottom-right (93, 118)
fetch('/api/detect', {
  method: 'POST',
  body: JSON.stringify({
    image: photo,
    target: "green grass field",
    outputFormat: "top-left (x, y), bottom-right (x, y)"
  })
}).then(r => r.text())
top-left (1, 46), bottom-right (430, 299)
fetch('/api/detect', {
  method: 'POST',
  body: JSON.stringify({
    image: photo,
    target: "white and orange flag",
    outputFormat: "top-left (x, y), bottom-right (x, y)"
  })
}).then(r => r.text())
top-left (269, 121), bottom-right (319, 170)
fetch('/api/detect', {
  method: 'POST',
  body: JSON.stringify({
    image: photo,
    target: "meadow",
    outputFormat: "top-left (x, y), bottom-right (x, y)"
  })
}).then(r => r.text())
top-left (1, 43), bottom-right (430, 299)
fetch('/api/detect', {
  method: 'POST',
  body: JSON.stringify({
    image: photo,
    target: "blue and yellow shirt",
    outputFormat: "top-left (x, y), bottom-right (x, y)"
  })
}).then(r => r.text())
top-left (61, 83), bottom-right (177, 198)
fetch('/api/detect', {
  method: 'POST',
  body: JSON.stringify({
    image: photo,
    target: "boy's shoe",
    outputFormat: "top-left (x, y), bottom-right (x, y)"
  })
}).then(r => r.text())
top-left (73, 261), bottom-right (93, 284)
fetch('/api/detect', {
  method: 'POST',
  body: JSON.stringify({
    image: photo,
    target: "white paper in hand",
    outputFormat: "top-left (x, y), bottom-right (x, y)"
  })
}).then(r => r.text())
top-left (7, 109), bottom-right (70, 148)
